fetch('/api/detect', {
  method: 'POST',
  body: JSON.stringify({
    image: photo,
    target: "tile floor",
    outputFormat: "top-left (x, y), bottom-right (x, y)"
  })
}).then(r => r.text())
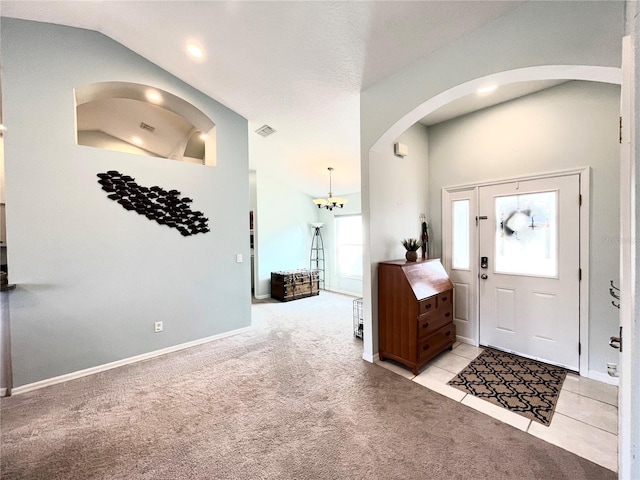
top-left (375, 342), bottom-right (619, 473)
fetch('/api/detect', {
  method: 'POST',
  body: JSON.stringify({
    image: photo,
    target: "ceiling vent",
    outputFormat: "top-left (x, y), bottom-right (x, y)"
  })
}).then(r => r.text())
top-left (255, 124), bottom-right (276, 137)
top-left (139, 122), bottom-right (156, 133)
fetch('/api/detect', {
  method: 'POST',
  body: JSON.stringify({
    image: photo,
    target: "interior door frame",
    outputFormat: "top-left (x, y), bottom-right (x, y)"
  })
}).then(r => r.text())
top-left (442, 167), bottom-right (590, 376)
top-left (618, 34), bottom-right (635, 478)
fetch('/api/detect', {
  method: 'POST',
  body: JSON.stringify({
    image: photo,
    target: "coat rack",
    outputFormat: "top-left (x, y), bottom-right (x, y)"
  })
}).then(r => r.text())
top-left (610, 280), bottom-right (620, 309)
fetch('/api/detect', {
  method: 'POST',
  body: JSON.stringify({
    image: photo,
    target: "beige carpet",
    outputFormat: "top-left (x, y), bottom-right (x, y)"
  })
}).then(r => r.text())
top-left (1, 292), bottom-right (614, 479)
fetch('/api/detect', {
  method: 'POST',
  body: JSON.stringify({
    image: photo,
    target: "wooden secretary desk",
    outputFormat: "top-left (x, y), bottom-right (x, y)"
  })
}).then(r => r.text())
top-left (378, 259), bottom-right (455, 375)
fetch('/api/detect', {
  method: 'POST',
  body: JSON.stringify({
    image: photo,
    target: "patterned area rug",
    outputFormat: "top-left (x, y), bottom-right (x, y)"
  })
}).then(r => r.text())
top-left (447, 348), bottom-right (568, 425)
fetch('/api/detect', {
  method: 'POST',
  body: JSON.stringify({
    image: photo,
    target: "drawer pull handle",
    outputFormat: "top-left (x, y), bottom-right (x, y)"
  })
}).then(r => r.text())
top-left (422, 322), bottom-right (429, 329)
top-left (445, 331), bottom-right (451, 336)
top-left (445, 312), bottom-right (450, 317)
top-left (442, 297), bottom-right (448, 302)
top-left (425, 303), bottom-right (432, 309)
top-left (422, 344), bottom-right (430, 351)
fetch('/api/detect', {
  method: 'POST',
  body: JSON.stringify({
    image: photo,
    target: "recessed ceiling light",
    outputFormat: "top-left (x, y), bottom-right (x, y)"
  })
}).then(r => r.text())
top-left (186, 43), bottom-right (204, 59)
top-left (477, 85), bottom-right (498, 95)
top-left (132, 136), bottom-right (143, 145)
top-left (146, 90), bottom-right (162, 104)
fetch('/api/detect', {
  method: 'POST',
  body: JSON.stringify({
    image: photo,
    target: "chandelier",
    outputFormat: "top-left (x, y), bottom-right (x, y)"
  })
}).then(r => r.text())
top-left (313, 167), bottom-right (347, 211)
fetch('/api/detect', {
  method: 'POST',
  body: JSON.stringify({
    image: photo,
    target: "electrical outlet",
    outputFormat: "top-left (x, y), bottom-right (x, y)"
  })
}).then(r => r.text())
top-left (154, 321), bottom-right (163, 333)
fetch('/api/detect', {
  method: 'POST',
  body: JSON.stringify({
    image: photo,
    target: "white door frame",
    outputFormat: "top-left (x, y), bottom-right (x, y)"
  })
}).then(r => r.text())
top-left (618, 34), bottom-right (636, 479)
top-left (442, 167), bottom-right (590, 376)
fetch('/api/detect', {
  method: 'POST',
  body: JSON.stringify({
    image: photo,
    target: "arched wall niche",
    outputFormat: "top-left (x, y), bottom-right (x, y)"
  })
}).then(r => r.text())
top-left (75, 82), bottom-right (217, 166)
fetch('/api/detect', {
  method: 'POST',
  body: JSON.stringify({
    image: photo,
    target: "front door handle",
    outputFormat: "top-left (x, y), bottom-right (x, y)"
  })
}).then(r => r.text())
top-left (610, 326), bottom-right (623, 352)
top-left (610, 336), bottom-right (621, 350)
top-left (480, 274), bottom-right (488, 280)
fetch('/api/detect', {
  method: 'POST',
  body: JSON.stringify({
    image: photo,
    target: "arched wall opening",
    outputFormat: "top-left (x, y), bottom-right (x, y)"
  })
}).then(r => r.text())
top-left (371, 65), bottom-right (621, 153)
top-left (362, 65), bottom-right (623, 364)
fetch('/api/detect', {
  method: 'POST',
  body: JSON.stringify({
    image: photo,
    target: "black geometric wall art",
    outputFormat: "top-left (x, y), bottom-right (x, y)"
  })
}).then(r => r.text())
top-left (97, 171), bottom-right (210, 237)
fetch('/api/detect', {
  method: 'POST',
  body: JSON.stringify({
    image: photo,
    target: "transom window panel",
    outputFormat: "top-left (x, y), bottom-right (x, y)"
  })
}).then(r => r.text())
top-left (452, 199), bottom-right (470, 270)
top-left (335, 215), bottom-right (363, 278)
top-left (494, 191), bottom-right (558, 277)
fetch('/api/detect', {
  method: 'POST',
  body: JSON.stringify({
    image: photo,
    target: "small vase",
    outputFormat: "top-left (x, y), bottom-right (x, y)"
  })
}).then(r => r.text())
top-left (405, 250), bottom-right (418, 262)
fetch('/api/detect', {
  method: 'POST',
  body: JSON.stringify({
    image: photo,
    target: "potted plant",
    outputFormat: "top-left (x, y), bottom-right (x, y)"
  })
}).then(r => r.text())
top-left (401, 238), bottom-right (422, 262)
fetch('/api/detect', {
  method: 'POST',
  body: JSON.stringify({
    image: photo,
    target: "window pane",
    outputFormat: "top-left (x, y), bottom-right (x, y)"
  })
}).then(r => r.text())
top-left (337, 245), bottom-right (363, 277)
top-left (336, 216), bottom-right (362, 244)
top-left (452, 200), bottom-right (470, 269)
top-left (494, 191), bottom-right (557, 277)
top-left (335, 215), bottom-right (363, 278)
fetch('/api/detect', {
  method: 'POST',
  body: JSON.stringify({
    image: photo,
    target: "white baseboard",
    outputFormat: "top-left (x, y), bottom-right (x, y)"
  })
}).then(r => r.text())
top-left (323, 288), bottom-right (361, 298)
top-left (588, 369), bottom-right (620, 386)
top-left (0, 387), bottom-right (7, 397)
top-left (454, 335), bottom-right (476, 346)
top-left (362, 351), bottom-right (377, 363)
top-left (253, 289), bottom-right (359, 300)
top-left (11, 326), bottom-right (253, 396)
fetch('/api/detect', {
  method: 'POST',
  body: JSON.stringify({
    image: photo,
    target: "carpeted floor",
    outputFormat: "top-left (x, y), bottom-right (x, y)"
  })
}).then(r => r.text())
top-left (448, 347), bottom-right (568, 425)
top-left (1, 292), bottom-right (615, 479)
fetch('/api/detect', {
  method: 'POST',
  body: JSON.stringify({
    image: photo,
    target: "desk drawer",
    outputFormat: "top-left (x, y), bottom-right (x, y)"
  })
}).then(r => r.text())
top-left (437, 290), bottom-right (452, 308)
top-left (417, 324), bottom-right (455, 364)
top-left (417, 308), bottom-right (452, 339)
top-left (418, 296), bottom-right (436, 315)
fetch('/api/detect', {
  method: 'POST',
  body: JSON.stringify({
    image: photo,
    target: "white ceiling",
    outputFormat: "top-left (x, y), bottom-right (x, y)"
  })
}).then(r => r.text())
top-left (2, 0), bottom-right (533, 198)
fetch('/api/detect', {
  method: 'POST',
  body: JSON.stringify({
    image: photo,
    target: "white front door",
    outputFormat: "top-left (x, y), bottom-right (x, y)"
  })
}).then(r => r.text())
top-left (478, 175), bottom-right (581, 370)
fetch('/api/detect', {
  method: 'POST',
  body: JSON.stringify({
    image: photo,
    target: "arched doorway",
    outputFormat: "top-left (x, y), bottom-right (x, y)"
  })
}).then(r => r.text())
top-left (362, 65), bottom-right (622, 365)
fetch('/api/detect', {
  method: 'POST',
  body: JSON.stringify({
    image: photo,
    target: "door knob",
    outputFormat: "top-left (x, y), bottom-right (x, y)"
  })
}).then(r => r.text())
top-left (609, 336), bottom-right (621, 350)
top-left (480, 274), bottom-right (488, 280)
top-left (609, 326), bottom-right (623, 352)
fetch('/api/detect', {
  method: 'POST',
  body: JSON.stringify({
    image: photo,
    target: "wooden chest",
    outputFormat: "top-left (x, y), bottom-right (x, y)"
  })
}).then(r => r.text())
top-left (378, 259), bottom-right (455, 375)
top-left (271, 269), bottom-right (320, 302)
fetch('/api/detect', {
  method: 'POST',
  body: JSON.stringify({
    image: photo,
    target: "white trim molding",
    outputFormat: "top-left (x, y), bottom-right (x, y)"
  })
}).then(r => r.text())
top-left (11, 326), bottom-right (252, 396)
top-left (363, 352), bottom-right (378, 363)
top-left (588, 369), bottom-right (620, 387)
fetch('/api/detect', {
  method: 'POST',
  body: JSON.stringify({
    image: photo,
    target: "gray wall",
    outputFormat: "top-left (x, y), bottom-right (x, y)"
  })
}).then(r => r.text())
top-left (428, 81), bottom-right (621, 375)
top-left (370, 122), bottom-right (430, 261)
top-left (2, 19), bottom-right (250, 386)
top-left (366, 122), bottom-right (430, 351)
top-left (253, 172), bottom-right (320, 298)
